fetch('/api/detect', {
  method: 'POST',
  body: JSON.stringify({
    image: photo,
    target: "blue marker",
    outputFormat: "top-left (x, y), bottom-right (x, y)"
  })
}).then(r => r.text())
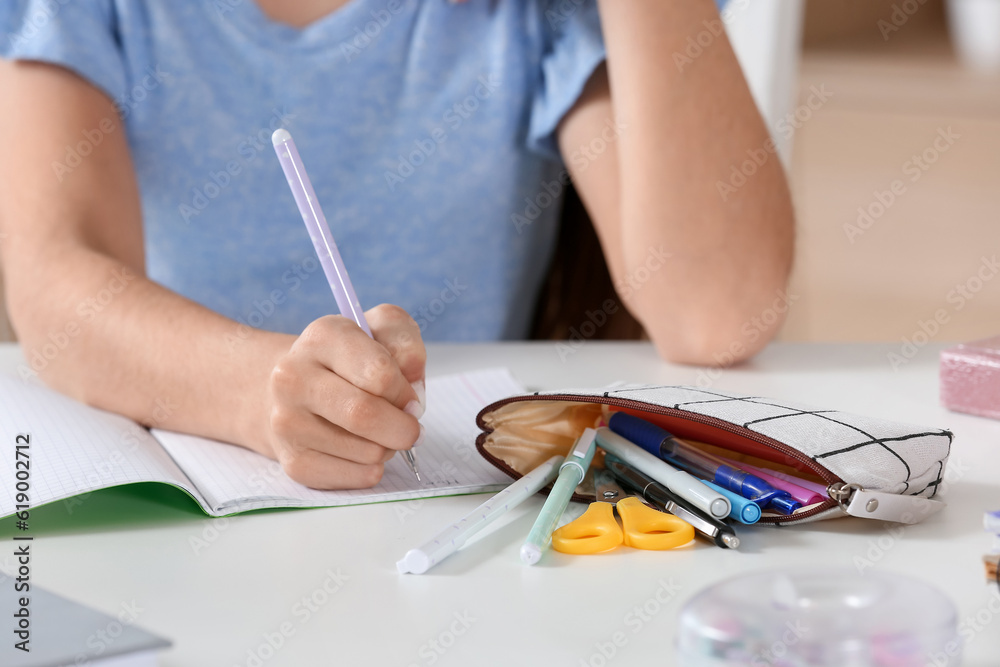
top-left (703, 480), bottom-right (762, 524)
top-left (608, 413), bottom-right (801, 515)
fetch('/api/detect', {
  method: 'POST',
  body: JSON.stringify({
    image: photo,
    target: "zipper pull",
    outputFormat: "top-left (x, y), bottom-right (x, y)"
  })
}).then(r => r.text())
top-left (828, 482), bottom-right (945, 525)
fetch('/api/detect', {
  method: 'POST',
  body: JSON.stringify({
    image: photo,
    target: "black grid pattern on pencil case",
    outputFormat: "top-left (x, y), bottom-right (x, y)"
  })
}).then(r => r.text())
top-left (600, 385), bottom-right (952, 497)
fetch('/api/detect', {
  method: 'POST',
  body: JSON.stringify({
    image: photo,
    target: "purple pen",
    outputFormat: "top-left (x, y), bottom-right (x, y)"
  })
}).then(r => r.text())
top-left (271, 129), bottom-right (372, 337)
top-left (271, 129), bottom-right (421, 482)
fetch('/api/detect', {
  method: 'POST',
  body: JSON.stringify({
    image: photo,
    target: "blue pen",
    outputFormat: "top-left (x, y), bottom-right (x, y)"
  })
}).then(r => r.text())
top-left (608, 413), bottom-right (801, 515)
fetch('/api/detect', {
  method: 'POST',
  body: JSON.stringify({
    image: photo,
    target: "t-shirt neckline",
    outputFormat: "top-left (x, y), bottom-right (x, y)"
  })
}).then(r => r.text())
top-left (220, 0), bottom-right (378, 52)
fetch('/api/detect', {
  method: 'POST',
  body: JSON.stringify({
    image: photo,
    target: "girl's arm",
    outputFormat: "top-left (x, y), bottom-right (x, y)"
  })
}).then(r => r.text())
top-left (0, 61), bottom-right (424, 489)
top-left (559, 0), bottom-right (795, 365)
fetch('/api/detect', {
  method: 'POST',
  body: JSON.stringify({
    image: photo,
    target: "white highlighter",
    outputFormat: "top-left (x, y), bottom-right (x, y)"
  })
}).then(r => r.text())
top-left (397, 455), bottom-right (563, 575)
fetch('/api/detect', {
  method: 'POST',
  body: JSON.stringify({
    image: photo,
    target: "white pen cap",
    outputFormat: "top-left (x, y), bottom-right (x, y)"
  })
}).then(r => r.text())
top-left (271, 128), bottom-right (292, 146)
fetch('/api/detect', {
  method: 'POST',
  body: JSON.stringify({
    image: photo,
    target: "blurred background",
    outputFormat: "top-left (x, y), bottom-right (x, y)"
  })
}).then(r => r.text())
top-left (0, 0), bottom-right (996, 346)
top-left (740, 0), bottom-right (1000, 344)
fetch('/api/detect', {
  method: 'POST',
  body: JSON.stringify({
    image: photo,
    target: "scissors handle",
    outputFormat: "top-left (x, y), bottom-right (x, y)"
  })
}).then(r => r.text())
top-left (551, 502), bottom-right (623, 555)
top-left (617, 497), bottom-right (695, 551)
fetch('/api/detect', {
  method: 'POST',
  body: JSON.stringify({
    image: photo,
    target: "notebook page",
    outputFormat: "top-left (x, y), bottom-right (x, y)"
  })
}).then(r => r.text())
top-left (0, 375), bottom-right (208, 518)
top-left (151, 368), bottom-right (524, 514)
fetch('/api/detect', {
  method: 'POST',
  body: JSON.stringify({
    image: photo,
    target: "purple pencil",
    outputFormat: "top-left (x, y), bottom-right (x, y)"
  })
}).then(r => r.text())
top-left (272, 129), bottom-right (421, 482)
top-left (272, 129), bottom-right (372, 336)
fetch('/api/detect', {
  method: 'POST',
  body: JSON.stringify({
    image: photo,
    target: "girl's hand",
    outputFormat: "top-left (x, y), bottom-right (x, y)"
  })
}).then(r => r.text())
top-left (262, 304), bottom-right (426, 489)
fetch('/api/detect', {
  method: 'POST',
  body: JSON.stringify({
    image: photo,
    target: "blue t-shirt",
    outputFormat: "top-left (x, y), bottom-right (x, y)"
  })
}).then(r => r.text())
top-left (0, 0), bottom-right (606, 340)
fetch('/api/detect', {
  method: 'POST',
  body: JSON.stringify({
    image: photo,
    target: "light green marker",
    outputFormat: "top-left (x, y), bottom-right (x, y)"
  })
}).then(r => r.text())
top-left (520, 428), bottom-right (598, 565)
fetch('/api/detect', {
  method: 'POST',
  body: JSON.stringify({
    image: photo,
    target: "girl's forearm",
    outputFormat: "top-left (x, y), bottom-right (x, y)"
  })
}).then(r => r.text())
top-left (7, 240), bottom-right (291, 454)
top-left (595, 0), bottom-right (795, 362)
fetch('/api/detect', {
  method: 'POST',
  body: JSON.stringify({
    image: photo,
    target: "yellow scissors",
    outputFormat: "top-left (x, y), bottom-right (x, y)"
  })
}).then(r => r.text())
top-left (552, 469), bottom-right (695, 554)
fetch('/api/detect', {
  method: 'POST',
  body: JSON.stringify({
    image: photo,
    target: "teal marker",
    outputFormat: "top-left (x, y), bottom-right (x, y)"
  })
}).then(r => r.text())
top-left (703, 480), bottom-right (762, 525)
top-left (521, 428), bottom-right (598, 565)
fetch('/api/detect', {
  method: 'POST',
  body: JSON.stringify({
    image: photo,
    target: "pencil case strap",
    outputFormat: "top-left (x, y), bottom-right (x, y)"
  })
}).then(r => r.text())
top-left (837, 486), bottom-right (945, 524)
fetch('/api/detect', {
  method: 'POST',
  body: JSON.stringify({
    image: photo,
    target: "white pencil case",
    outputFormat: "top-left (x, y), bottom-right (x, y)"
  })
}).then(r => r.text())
top-left (475, 385), bottom-right (953, 525)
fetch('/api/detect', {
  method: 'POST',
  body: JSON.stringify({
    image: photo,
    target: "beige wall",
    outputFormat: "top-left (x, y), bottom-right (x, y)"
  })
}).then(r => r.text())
top-left (782, 0), bottom-right (1000, 343)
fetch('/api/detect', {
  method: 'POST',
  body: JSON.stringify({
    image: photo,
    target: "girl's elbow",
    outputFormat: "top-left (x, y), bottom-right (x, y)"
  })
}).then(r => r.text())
top-left (645, 300), bottom-right (788, 367)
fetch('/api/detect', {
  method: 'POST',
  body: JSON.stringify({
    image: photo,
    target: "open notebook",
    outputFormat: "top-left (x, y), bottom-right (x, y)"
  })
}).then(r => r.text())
top-left (0, 368), bottom-right (523, 518)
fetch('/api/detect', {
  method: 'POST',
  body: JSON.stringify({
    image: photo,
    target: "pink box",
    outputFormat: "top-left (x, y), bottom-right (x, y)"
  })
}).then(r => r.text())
top-left (941, 335), bottom-right (1000, 420)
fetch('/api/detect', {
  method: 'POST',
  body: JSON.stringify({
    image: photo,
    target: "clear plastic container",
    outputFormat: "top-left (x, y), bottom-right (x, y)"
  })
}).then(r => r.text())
top-left (676, 568), bottom-right (960, 666)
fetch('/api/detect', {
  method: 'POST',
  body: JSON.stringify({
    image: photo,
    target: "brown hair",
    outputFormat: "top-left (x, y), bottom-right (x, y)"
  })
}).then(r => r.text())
top-left (529, 182), bottom-right (645, 341)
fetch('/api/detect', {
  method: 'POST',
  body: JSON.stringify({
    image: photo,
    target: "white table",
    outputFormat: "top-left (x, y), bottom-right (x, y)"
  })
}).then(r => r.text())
top-left (2, 342), bottom-right (998, 666)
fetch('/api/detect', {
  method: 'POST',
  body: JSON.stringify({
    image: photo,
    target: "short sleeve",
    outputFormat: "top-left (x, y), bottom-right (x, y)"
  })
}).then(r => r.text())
top-left (0, 0), bottom-right (127, 104)
top-left (526, 0), bottom-right (606, 161)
